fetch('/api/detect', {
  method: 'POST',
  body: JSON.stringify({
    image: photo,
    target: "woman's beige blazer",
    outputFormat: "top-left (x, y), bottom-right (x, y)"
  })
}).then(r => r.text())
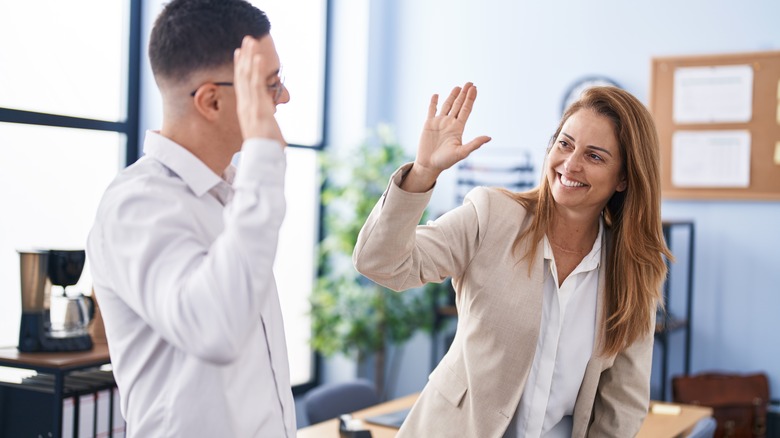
top-left (353, 165), bottom-right (655, 438)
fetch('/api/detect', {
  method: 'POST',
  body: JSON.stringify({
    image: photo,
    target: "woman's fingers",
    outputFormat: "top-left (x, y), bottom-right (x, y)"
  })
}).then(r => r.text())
top-left (427, 94), bottom-right (439, 119)
top-left (439, 86), bottom-right (460, 116)
top-left (449, 82), bottom-right (473, 117)
top-left (456, 85), bottom-right (477, 122)
top-left (434, 82), bottom-right (476, 120)
top-left (458, 135), bottom-right (492, 161)
top-left (461, 135), bottom-right (492, 157)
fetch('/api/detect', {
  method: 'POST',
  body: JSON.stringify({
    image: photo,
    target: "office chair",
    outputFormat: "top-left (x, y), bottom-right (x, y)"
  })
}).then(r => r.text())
top-left (685, 416), bottom-right (717, 438)
top-left (303, 379), bottom-right (380, 425)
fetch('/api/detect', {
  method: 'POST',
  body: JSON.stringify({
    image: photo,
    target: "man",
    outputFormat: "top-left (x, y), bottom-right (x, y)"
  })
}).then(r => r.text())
top-left (87, 0), bottom-right (295, 435)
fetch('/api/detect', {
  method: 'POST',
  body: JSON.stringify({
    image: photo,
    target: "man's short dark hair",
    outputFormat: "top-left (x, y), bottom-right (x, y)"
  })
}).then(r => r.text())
top-left (149, 0), bottom-right (271, 81)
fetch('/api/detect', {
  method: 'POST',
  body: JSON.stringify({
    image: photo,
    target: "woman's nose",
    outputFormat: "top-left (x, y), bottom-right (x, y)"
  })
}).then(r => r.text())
top-left (564, 153), bottom-right (583, 172)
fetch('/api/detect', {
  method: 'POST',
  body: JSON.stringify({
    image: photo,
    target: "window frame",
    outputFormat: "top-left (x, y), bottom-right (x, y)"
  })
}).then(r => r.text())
top-left (0, 0), bottom-right (141, 165)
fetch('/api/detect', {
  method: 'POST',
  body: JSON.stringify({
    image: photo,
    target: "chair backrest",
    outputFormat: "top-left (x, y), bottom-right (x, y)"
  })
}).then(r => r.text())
top-left (686, 416), bottom-right (717, 438)
top-left (303, 379), bottom-right (380, 425)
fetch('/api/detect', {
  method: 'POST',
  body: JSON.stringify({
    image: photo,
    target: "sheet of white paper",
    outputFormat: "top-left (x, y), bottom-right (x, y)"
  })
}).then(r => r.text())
top-left (672, 130), bottom-right (751, 188)
top-left (673, 65), bottom-right (753, 124)
top-left (62, 397), bottom-right (74, 438)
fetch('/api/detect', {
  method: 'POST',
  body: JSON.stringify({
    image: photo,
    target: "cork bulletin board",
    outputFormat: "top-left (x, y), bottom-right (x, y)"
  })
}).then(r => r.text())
top-left (649, 51), bottom-right (780, 200)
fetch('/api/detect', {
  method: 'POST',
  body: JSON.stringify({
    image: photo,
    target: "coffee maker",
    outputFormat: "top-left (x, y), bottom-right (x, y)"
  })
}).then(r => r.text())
top-left (17, 249), bottom-right (94, 352)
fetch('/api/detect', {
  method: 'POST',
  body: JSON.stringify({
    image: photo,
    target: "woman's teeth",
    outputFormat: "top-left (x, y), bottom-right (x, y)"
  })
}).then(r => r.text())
top-left (560, 174), bottom-right (585, 187)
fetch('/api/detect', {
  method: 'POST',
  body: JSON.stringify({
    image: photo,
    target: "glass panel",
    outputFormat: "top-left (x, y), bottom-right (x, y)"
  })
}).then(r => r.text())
top-left (0, 123), bottom-right (122, 347)
top-left (254, 0), bottom-right (327, 147)
top-left (274, 147), bottom-right (319, 385)
top-left (0, 1), bottom-right (128, 121)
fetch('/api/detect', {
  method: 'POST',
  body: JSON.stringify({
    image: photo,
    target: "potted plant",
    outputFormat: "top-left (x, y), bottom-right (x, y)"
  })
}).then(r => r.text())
top-left (310, 125), bottom-right (439, 398)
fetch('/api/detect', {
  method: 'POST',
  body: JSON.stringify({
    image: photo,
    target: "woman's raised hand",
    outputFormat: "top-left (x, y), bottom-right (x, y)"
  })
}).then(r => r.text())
top-left (402, 82), bottom-right (491, 192)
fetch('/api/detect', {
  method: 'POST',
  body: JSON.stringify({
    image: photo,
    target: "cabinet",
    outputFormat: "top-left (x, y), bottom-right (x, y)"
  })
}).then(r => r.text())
top-left (430, 220), bottom-right (696, 401)
top-left (0, 343), bottom-right (121, 437)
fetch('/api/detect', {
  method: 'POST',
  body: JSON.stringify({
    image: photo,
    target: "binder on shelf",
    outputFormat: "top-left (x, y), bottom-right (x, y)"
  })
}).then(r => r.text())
top-left (96, 388), bottom-right (111, 437)
top-left (112, 387), bottom-right (126, 437)
top-left (62, 396), bottom-right (75, 438)
top-left (78, 392), bottom-right (95, 438)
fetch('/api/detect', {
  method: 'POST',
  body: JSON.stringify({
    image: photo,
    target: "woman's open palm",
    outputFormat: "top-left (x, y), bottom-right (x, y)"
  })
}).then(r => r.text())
top-left (415, 82), bottom-right (491, 176)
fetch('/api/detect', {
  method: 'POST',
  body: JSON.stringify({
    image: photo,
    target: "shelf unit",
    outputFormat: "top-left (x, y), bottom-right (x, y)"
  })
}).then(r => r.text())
top-left (0, 343), bottom-right (120, 437)
top-left (430, 220), bottom-right (696, 401)
top-left (655, 220), bottom-right (695, 400)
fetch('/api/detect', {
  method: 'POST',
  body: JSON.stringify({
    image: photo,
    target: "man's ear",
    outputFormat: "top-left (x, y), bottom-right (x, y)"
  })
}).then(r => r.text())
top-left (192, 85), bottom-right (222, 121)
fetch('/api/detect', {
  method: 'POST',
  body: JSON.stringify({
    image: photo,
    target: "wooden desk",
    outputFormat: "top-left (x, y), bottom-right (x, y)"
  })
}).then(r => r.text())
top-left (0, 343), bottom-right (110, 370)
top-left (638, 402), bottom-right (714, 438)
top-left (297, 394), bottom-right (713, 438)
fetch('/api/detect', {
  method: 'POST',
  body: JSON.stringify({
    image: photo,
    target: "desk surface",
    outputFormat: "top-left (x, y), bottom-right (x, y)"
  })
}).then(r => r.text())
top-left (638, 402), bottom-right (714, 438)
top-left (0, 343), bottom-right (110, 370)
top-left (297, 393), bottom-right (713, 438)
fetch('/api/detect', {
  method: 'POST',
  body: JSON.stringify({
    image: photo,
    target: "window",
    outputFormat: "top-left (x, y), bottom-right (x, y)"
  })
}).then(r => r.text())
top-left (275, 148), bottom-right (319, 388)
top-left (0, 2), bottom-right (128, 121)
top-left (0, 0), bottom-right (140, 347)
top-left (256, 0), bottom-right (328, 148)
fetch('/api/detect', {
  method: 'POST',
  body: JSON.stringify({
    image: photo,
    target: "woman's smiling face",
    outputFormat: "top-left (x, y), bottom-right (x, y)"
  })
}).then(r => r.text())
top-left (546, 108), bottom-right (627, 217)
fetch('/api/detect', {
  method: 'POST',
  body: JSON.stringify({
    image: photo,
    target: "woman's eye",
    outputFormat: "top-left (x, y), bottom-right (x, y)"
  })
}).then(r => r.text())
top-left (558, 140), bottom-right (570, 149)
top-left (588, 153), bottom-right (603, 161)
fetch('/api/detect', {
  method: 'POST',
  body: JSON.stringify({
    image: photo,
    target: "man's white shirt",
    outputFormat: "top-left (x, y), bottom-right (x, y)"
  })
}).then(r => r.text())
top-left (87, 131), bottom-right (296, 437)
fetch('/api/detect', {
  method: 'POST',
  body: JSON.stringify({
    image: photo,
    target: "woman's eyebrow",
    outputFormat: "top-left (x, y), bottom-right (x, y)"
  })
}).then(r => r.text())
top-left (562, 132), bottom-right (613, 157)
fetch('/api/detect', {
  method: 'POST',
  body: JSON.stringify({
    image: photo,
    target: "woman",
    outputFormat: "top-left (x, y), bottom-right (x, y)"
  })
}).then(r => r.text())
top-left (353, 83), bottom-right (671, 437)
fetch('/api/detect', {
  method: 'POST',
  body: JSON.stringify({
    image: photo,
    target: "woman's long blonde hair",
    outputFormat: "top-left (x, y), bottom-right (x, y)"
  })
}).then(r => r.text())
top-left (502, 86), bottom-right (671, 356)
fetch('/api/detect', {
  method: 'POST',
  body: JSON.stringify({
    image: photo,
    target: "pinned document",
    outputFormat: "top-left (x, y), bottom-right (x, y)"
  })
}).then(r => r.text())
top-left (775, 142), bottom-right (780, 165)
top-left (651, 403), bottom-right (682, 415)
top-left (777, 79), bottom-right (780, 125)
top-left (672, 130), bottom-right (751, 188)
top-left (673, 65), bottom-right (753, 124)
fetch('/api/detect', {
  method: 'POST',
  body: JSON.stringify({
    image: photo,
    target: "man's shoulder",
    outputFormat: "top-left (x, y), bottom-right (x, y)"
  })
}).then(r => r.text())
top-left (98, 157), bottom-right (186, 215)
top-left (118, 155), bottom-right (176, 184)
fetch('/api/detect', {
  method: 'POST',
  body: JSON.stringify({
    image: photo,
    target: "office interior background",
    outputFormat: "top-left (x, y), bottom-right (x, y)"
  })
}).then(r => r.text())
top-left (1, 0), bottom-right (779, 431)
